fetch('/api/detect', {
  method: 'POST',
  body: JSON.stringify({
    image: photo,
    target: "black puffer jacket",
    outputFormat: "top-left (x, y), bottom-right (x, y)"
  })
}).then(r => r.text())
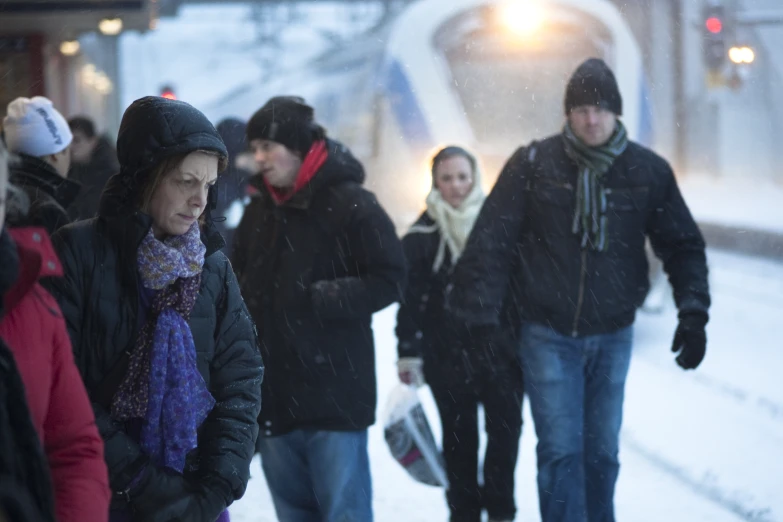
top-left (44, 96), bottom-right (263, 519)
top-left (9, 154), bottom-right (80, 234)
top-left (451, 134), bottom-right (710, 337)
top-left (232, 139), bottom-right (406, 436)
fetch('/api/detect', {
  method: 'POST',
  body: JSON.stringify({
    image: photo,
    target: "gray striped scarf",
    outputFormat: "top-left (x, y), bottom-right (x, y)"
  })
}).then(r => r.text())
top-left (562, 120), bottom-right (628, 251)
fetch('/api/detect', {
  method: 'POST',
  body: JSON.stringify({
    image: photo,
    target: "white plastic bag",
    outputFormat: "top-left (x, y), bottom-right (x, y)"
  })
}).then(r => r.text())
top-left (383, 384), bottom-right (448, 487)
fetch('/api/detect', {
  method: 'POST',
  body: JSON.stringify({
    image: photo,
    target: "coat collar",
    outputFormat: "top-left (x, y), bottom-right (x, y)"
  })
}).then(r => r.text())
top-left (2, 228), bottom-right (63, 313)
top-left (11, 154), bottom-right (81, 211)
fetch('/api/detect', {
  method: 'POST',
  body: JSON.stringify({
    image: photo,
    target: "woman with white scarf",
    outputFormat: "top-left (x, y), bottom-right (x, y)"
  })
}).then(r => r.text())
top-left (395, 146), bottom-right (524, 522)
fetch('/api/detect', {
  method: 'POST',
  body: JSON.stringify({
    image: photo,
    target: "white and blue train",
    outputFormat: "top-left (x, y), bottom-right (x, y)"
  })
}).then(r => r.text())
top-left (209, 0), bottom-right (652, 225)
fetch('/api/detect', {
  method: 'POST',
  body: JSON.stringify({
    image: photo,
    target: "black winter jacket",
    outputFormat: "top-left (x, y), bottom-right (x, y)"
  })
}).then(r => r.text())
top-left (232, 139), bottom-right (406, 436)
top-left (450, 134), bottom-right (710, 337)
top-left (396, 214), bottom-right (522, 387)
top-left (44, 96), bottom-right (263, 517)
top-left (9, 154), bottom-right (80, 234)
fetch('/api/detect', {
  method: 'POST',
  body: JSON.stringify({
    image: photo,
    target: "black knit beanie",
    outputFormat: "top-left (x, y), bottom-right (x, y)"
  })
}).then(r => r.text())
top-left (564, 58), bottom-right (623, 116)
top-left (246, 96), bottom-right (325, 157)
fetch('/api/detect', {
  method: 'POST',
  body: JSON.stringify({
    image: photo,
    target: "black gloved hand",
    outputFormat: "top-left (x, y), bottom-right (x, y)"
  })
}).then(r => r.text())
top-left (310, 279), bottom-right (342, 314)
top-left (175, 476), bottom-right (232, 522)
top-left (671, 312), bottom-right (708, 370)
top-left (129, 464), bottom-right (193, 522)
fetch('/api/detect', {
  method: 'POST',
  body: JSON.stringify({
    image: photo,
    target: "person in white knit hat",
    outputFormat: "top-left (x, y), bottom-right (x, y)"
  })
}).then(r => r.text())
top-left (3, 96), bottom-right (79, 233)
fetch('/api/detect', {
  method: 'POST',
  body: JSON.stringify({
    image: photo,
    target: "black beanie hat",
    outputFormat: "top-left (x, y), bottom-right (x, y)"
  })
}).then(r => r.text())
top-left (564, 58), bottom-right (622, 116)
top-left (246, 96), bottom-right (325, 156)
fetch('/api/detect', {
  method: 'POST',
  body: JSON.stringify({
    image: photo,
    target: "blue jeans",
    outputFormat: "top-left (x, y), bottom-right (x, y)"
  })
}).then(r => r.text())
top-left (520, 323), bottom-right (633, 522)
top-left (257, 429), bottom-right (373, 522)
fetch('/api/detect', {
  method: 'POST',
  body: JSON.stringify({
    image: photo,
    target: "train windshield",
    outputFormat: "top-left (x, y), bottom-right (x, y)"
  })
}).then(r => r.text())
top-left (436, 6), bottom-right (614, 174)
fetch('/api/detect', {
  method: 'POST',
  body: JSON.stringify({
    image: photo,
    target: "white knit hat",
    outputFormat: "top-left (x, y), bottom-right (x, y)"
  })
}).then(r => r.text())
top-left (3, 96), bottom-right (73, 157)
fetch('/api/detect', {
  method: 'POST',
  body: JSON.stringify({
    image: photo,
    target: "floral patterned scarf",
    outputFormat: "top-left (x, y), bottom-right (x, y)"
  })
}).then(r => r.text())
top-left (111, 222), bottom-right (215, 472)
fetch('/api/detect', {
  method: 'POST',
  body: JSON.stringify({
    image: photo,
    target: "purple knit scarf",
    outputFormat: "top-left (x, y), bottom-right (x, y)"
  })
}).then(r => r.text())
top-left (112, 222), bottom-right (215, 472)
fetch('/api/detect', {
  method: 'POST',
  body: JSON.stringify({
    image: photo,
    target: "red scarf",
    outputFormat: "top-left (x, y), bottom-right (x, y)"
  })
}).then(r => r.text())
top-left (264, 140), bottom-right (329, 205)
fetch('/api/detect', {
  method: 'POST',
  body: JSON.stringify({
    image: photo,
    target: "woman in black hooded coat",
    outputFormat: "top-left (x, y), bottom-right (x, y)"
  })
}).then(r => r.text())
top-left (45, 97), bottom-right (264, 522)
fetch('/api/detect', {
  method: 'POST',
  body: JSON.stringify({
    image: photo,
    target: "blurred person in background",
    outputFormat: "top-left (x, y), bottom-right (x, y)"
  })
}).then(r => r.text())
top-left (213, 118), bottom-right (252, 257)
top-left (67, 116), bottom-right (120, 221)
top-left (0, 138), bottom-right (110, 522)
top-left (448, 58), bottom-right (710, 522)
top-left (2, 97), bottom-right (79, 234)
top-left (233, 95), bottom-right (406, 522)
top-left (395, 145), bottom-right (524, 522)
top-left (45, 96), bottom-right (263, 522)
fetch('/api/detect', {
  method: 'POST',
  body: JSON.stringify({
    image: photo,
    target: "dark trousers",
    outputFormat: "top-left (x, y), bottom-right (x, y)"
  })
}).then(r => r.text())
top-left (430, 369), bottom-right (524, 522)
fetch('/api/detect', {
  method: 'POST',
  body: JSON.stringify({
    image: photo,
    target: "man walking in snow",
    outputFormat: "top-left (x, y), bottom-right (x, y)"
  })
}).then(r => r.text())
top-left (232, 96), bottom-right (406, 522)
top-left (448, 58), bottom-right (711, 522)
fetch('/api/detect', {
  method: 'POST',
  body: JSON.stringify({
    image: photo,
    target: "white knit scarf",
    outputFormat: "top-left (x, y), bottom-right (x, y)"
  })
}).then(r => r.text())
top-left (408, 167), bottom-right (486, 272)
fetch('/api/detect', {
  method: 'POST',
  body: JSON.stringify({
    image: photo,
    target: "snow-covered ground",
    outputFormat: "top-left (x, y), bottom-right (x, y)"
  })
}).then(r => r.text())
top-left (230, 248), bottom-right (783, 522)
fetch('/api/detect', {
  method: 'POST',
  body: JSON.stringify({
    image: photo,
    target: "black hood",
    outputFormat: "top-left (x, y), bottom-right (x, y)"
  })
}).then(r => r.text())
top-left (250, 139), bottom-right (365, 206)
top-left (10, 154), bottom-right (81, 210)
top-left (99, 96), bottom-right (228, 217)
top-left (307, 139), bottom-right (365, 192)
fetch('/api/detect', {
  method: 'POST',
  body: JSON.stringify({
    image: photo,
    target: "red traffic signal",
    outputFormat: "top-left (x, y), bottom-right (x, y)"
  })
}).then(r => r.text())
top-left (705, 16), bottom-right (723, 34)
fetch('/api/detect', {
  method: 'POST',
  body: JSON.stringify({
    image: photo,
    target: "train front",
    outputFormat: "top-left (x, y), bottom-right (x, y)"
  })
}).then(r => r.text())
top-left (381, 0), bottom-right (645, 225)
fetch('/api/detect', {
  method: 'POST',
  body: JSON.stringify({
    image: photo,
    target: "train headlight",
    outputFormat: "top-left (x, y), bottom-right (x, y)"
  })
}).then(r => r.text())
top-left (498, 1), bottom-right (545, 36)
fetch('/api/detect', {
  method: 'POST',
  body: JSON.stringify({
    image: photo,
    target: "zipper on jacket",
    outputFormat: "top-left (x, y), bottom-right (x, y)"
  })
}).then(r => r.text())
top-left (571, 249), bottom-right (588, 338)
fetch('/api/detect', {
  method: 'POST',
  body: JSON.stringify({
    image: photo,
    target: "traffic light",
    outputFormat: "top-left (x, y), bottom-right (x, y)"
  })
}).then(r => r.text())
top-left (160, 85), bottom-right (177, 100)
top-left (702, 4), bottom-right (728, 71)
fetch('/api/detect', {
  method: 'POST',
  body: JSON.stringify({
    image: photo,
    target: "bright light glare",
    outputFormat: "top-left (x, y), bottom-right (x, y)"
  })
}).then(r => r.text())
top-left (82, 64), bottom-right (96, 85)
top-left (94, 73), bottom-right (113, 94)
top-left (59, 40), bottom-right (80, 56)
top-left (99, 18), bottom-right (123, 35)
top-left (729, 46), bottom-right (755, 64)
top-left (499, 2), bottom-right (545, 36)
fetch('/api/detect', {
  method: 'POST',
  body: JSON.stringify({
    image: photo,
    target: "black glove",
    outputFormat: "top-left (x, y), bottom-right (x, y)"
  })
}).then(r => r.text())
top-left (671, 312), bottom-right (708, 370)
top-left (129, 464), bottom-right (194, 522)
top-left (310, 279), bottom-right (341, 310)
top-left (175, 476), bottom-right (232, 522)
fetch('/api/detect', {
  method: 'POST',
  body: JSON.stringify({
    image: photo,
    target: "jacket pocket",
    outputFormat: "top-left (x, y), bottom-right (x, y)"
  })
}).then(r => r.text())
top-left (528, 185), bottom-right (575, 239)
top-left (605, 187), bottom-right (649, 245)
top-left (606, 186), bottom-right (649, 212)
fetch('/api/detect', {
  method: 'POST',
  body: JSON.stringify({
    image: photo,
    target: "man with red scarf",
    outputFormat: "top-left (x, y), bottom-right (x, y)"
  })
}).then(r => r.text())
top-left (232, 96), bottom-right (406, 522)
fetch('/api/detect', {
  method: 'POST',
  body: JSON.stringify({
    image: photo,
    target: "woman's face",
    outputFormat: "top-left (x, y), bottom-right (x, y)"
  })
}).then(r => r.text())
top-left (147, 152), bottom-right (218, 239)
top-left (433, 155), bottom-right (474, 209)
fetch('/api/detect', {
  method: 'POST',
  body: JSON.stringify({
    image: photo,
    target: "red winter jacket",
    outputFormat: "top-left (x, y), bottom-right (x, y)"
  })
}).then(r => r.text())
top-left (0, 227), bottom-right (110, 522)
